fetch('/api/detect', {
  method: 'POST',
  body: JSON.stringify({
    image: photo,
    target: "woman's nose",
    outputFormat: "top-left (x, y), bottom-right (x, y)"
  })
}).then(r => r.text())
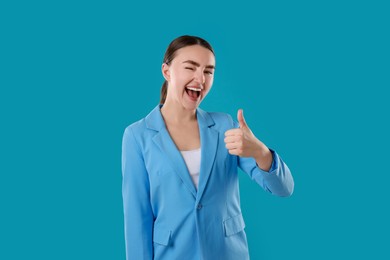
top-left (194, 70), bottom-right (205, 85)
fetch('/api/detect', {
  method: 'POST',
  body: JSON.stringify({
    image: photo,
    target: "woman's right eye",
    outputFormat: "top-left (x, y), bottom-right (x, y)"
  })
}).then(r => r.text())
top-left (185, 67), bottom-right (194, 71)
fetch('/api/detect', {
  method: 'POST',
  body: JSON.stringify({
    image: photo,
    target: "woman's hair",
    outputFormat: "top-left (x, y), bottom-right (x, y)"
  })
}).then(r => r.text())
top-left (160, 35), bottom-right (215, 104)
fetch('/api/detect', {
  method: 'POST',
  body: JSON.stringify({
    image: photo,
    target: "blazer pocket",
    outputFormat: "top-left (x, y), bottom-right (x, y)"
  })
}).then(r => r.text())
top-left (223, 213), bottom-right (246, 237)
top-left (153, 226), bottom-right (172, 246)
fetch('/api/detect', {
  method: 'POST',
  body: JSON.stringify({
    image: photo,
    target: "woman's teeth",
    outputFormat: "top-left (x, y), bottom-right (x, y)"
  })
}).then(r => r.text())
top-left (186, 87), bottom-right (201, 92)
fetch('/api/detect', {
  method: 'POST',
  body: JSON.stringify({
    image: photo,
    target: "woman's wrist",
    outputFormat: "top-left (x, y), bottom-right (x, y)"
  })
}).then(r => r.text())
top-left (254, 144), bottom-right (273, 172)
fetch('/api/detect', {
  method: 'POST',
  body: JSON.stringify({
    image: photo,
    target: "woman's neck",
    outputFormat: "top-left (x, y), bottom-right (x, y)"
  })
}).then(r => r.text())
top-left (160, 101), bottom-right (197, 125)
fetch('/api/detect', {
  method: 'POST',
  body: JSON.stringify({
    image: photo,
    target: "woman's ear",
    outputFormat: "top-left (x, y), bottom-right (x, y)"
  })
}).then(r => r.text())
top-left (162, 63), bottom-right (170, 81)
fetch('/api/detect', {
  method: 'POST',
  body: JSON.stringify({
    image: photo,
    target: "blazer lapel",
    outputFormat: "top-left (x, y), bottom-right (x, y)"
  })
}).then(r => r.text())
top-left (145, 105), bottom-right (219, 202)
top-left (152, 129), bottom-right (197, 198)
top-left (196, 108), bottom-right (219, 203)
top-left (146, 105), bottom-right (197, 199)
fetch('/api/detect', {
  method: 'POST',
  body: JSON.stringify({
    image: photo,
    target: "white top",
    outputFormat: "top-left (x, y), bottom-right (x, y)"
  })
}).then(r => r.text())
top-left (180, 148), bottom-right (201, 189)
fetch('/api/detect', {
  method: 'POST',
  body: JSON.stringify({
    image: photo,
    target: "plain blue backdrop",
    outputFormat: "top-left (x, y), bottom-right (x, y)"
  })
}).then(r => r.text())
top-left (1, 0), bottom-right (389, 259)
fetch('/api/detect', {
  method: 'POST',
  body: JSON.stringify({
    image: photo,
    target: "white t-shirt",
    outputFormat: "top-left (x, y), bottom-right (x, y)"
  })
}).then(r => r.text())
top-left (180, 147), bottom-right (201, 189)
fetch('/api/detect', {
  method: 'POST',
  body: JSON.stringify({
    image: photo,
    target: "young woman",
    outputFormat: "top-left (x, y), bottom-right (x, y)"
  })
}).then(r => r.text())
top-left (122, 35), bottom-right (294, 260)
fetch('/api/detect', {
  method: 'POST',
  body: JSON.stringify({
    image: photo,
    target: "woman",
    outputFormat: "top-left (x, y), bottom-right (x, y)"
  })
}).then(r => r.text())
top-left (122, 35), bottom-right (294, 260)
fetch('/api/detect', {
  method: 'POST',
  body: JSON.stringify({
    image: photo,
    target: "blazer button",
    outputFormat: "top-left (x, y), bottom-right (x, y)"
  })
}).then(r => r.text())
top-left (197, 203), bottom-right (202, 210)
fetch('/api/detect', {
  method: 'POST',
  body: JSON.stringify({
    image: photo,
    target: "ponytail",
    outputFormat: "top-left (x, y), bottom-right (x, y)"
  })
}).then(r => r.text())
top-left (160, 80), bottom-right (168, 104)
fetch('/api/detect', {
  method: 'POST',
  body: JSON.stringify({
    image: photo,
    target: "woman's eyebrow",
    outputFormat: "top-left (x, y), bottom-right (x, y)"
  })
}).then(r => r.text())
top-left (182, 60), bottom-right (215, 69)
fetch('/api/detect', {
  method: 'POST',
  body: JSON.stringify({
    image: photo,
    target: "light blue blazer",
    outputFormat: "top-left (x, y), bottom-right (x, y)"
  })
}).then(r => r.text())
top-left (122, 104), bottom-right (294, 260)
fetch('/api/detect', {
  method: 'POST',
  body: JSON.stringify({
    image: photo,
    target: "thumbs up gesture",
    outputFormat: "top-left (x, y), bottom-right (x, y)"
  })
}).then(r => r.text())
top-left (224, 109), bottom-right (273, 171)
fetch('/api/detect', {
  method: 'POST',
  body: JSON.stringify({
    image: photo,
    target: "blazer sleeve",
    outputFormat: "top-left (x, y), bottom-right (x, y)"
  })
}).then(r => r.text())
top-left (230, 117), bottom-right (294, 197)
top-left (122, 127), bottom-right (154, 260)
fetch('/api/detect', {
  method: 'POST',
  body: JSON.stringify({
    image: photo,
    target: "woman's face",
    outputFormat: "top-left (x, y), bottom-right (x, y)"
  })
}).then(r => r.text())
top-left (162, 45), bottom-right (215, 110)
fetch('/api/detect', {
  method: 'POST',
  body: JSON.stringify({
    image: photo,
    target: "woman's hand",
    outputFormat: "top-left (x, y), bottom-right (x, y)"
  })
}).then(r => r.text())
top-left (224, 109), bottom-right (273, 171)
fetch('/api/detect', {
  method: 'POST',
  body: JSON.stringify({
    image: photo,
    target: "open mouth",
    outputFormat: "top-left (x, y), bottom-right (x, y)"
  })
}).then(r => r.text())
top-left (185, 86), bottom-right (201, 100)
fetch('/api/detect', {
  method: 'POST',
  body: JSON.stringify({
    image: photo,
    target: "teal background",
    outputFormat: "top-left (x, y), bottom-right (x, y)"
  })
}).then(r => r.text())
top-left (1, 0), bottom-right (389, 259)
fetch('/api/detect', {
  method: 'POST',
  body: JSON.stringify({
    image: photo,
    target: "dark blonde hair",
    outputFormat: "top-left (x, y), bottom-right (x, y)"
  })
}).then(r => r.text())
top-left (160, 35), bottom-right (215, 104)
